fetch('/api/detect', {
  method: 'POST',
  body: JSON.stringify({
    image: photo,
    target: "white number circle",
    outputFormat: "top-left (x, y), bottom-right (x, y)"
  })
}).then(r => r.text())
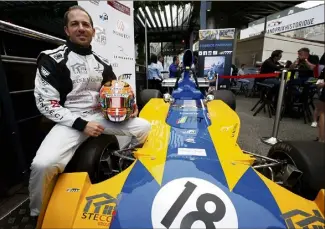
top-left (151, 177), bottom-right (238, 229)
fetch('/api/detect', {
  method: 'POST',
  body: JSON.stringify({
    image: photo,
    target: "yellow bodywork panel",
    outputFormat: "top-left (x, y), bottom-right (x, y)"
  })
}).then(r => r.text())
top-left (136, 98), bottom-right (171, 185)
top-left (41, 162), bottom-right (136, 229)
top-left (207, 100), bottom-right (255, 191)
top-left (257, 172), bottom-right (325, 226)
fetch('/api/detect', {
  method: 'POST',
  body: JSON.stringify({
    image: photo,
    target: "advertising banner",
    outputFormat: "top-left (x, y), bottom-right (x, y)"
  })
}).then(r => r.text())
top-left (78, 0), bottom-right (136, 91)
top-left (240, 4), bottom-right (324, 39)
top-left (78, 0), bottom-right (135, 147)
top-left (198, 28), bottom-right (235, 89)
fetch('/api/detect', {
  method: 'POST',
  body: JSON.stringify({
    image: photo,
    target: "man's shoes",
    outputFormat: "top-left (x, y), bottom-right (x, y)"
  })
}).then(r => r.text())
top-left (311, 121), bottom-right (317, 127)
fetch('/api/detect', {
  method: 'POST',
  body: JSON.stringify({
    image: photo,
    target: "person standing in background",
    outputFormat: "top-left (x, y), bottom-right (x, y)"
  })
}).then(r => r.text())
top-left (237, 64), bottom-right (246, 76)
top-left (315, 53), bottom-right (325, 142)
top-left (157, 54), bottom-right (164, 73)
top-left (147, 54), bottom-right (163, 90)
top-left (169, 56), bottom-right (180, 78)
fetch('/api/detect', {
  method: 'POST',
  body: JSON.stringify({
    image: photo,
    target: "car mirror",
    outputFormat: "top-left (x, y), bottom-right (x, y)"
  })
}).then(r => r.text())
top-left (204, 94), bottom-right (214, 104)
top-left (206, 94), bottom-right (214, 101)
top-left (163, 93), bottom-right (172, 103)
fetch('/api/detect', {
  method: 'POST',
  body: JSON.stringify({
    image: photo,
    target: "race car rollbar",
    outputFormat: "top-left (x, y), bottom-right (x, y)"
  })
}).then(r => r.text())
top-left (163, 49), bottom-right (214, 103)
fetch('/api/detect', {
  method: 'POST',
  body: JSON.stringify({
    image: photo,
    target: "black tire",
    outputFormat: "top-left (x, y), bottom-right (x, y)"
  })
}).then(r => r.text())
top-left (138, 89), bottom-right (162, 110)
top-left (268, 141), bottom-right (325, 200)
top-left (65, 134), bottom-right (119, 183)
top-left (209, 90), bottom-right (236, 111)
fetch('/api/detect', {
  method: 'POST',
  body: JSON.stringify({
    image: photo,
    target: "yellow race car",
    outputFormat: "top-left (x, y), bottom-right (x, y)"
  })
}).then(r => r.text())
top-left (37, 50), bottom-right (325, 229)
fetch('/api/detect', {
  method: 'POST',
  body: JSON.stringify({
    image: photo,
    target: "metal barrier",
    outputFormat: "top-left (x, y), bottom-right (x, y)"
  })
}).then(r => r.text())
top-left (261, 70), bottom-right (288, 145)
top-left (0, 20), bottom-right (65, 45)
top-left (1, 55), bottom-right (37, 65)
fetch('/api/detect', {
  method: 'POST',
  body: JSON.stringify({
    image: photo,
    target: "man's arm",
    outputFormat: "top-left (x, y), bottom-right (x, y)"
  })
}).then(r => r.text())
top-left (169, 64), bottom-right (177, 73)
top-left (265, 59), bottom-right (282, 71)
top-left (34, 54), bottom-right (88, 131)
top-left (305, 55), bottom-right (319, 70)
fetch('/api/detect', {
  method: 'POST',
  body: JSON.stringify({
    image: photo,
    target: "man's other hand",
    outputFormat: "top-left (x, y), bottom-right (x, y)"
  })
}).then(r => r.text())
top-left (130, 106), bottom-right (139, 118)
top-left (84, 121), bottom-right (105, 137)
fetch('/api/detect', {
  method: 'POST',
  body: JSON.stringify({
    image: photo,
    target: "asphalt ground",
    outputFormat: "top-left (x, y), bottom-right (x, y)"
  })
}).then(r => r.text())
top-left (236, 95), bottom-right (317, 156)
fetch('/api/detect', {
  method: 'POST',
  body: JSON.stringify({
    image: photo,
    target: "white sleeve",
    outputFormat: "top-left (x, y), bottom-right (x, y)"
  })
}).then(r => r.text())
top-left (34, 54), bottom-right (88, 131)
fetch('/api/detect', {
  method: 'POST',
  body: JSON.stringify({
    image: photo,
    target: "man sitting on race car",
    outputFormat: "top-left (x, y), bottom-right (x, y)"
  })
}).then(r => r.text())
top-left (29, 5), bottom-right (151, 217)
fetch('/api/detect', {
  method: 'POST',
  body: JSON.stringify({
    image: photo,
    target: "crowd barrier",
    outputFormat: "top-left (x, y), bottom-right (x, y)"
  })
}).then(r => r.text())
top-left (213, 70), bottom-right (295, 145)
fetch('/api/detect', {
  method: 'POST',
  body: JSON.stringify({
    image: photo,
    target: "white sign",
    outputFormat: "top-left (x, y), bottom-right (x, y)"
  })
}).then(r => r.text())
top-left (151, 177), bottom-right (238, 228)
top-left (240, 4), bottom-right (325, 39)
top-left (178, 148), bottom-right (207, 157)
top-left (78, 0), bottom-right (136, 93)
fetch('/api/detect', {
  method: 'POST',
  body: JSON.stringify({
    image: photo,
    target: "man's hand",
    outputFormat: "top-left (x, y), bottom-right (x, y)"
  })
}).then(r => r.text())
top-left (130, 106), bottom-right (139, 118)
top-left (84, 121), bottom-right (105, 137)
top-left (317, 82), bottom-right (325, 88)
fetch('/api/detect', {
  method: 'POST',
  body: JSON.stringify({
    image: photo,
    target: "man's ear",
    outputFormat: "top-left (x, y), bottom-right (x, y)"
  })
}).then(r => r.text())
top-left (92, 27), bottom-right (96, 37)
top-left (64, 26), bottom-right (70, 37)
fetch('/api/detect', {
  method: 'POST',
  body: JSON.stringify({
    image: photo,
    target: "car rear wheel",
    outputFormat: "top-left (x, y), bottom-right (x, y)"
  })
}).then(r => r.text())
top-left (64, 134), bottom-right (120, 184)
top-left (267, 141), bottom-right (325, 200)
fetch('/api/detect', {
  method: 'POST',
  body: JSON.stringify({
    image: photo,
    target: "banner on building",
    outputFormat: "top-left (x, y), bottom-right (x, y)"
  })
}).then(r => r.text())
top-left (198, 28), bottom-right (235, 89)
top-left (240, 4), bottom-right (324, 39)
top-left (78, 0), bottom-right (135, 147)
top-left (78, 0), bottom-right (136, 92)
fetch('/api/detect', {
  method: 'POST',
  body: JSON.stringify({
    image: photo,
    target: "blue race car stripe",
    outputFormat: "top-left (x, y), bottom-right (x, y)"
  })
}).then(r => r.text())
top-left (231, 168), bottom-right (287, 228)
top-left (110, 161), bottom-right (160, 229)
top-left (111, 124), bottom-right (286, 228)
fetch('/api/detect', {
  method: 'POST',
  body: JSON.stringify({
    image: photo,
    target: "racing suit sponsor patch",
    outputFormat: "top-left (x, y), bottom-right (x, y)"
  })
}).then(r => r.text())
top-left (40, 66), bottom-right (50, 78)
top-left (37, 94), bottom-right (64, 120)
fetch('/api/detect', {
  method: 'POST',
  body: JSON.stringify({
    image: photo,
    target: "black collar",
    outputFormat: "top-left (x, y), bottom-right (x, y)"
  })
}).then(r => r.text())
top-left (66, 39), bottom-right (92, 55)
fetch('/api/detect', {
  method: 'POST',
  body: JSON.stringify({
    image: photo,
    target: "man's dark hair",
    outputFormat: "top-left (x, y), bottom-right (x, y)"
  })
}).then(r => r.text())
top-left (64, 5), bottom-right (94, 27)
top-left (271, 50), bottom-right (283, 58)
top-left (173, 56), bottom-right (178, 63)
top-left (150, 54), bottom-right (158, 64)
top-left (241, 64), bottom-right (246, 68)
top-left (298, 47), bottom-right (310, 53)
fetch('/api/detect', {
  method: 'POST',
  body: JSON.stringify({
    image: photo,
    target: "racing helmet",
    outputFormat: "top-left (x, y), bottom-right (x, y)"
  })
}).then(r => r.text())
top-left (99, 80), bottom-right (135, 122)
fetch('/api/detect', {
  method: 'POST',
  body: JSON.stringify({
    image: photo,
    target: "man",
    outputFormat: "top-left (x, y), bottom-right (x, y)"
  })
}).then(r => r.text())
top-left (169, 56), bottom-right (180, 78)
top-left (315, 52), bottom-right (325, 142)
top-left (260, 50), bottom-right (283, 76)
top-left (259, 50), bottom-right (284, 109)
top-left (290, 47), bottom-right (319, 84)
top-left (237, 64), bottom-right (246, 76)
top-left (157, 54), bottom-right (164, 73)
top-left (147, 54), bottom-right (162, 90)
top-left (29, 6), bottom-right (151, 217)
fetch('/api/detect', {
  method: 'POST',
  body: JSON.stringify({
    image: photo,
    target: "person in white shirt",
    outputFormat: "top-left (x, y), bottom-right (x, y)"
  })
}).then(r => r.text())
top-left (237, 64), bottom-right (246, 76)
top-left (157, 55), bottom-right (164, 72)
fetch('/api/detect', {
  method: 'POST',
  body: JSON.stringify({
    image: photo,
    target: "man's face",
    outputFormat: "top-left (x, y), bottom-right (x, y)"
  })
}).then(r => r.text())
top-left (159, 57), bottom-right (163, 62)
top-left (298, 51), bottom-right (308, 60)
top-left (175, 57), bottom-right (180, 65)
top-left (275, 54), bottom-right (282, 61)
top-left (64, 9), bottom-right (95, 47)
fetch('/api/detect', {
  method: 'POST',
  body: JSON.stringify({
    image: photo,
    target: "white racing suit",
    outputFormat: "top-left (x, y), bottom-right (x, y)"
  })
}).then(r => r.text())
top-left (29, 40), bottom-right (151, 217)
